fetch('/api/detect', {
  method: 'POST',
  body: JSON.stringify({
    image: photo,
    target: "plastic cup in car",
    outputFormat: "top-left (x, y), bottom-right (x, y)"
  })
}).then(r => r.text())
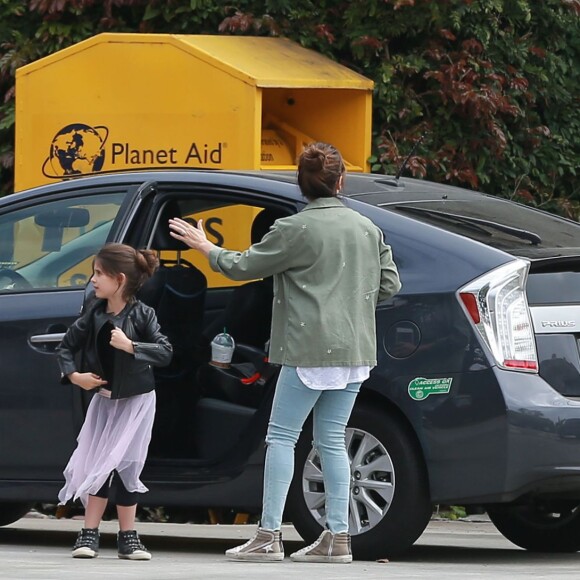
top-left (210, 331), bottom-right (235, 368)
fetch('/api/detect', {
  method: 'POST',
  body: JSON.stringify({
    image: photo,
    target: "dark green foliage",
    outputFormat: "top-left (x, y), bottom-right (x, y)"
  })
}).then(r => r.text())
top-left (0, 0), bottom-right (578, 217)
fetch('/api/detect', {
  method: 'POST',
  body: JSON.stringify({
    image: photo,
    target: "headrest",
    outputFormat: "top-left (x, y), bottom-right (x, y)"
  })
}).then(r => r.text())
top-left (152, 200), bottom-right (189, 252)
top-left (251, 208), bottom-right (289, 244)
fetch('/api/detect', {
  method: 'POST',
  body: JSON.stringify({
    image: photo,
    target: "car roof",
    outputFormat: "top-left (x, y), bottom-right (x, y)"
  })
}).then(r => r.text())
top-left (5, 169), bottom-right (580, 259)
top-left (251, 170), bottom-right (486, 201)
top-left (6, 168), bottom-right (481, 204)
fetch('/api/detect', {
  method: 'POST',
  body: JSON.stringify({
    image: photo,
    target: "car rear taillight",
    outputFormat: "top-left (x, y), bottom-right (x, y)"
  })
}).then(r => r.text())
top-left (458, 260), bottom-right (538, 373)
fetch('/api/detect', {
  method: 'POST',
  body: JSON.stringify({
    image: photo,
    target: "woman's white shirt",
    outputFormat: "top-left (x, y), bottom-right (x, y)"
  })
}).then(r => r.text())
top-left (296, 366), bottom-right (370, 390)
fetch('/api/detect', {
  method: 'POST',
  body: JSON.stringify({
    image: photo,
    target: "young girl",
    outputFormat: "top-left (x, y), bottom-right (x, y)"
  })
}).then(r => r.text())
top-left (57, 243), bottom-right (172, 561)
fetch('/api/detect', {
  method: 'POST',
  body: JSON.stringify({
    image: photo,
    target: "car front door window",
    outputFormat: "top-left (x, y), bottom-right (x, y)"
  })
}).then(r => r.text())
top-left (0, 192), bottom-right (125, 293)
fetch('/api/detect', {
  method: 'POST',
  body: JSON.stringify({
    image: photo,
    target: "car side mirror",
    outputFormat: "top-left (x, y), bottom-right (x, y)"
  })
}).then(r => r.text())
top-left (34, 208), bottom-right (90, 252)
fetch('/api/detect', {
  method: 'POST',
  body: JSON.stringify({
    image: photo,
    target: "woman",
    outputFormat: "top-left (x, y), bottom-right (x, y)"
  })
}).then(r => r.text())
top-left (169, 142), bottom-right (401, 563)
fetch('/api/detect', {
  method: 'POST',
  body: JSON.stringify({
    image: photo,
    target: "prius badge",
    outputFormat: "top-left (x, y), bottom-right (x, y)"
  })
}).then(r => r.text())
top-left (541, 320), bottom-right (576, 328)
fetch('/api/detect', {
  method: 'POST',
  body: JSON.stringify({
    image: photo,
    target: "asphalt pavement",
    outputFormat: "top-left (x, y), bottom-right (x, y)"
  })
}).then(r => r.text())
top-left (2, 514), bottom-right (580, 579)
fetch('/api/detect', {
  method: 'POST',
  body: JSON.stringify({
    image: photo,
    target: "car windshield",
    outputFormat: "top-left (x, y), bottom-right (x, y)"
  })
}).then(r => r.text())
top-left (377, 199), bottom-right (580, 255)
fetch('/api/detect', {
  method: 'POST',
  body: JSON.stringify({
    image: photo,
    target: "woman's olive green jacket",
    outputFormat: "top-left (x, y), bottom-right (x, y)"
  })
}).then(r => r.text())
top-left (209, 196), bottom-right (401, 367)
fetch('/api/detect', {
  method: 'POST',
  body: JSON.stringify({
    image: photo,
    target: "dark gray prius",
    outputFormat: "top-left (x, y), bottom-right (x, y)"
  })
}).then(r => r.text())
top-left (1, 169), bottom-right (580, 559)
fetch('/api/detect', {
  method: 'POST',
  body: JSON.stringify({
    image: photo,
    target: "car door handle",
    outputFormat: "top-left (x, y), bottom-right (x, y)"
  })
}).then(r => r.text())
top-left (30, 333), bottom-right (66, 344)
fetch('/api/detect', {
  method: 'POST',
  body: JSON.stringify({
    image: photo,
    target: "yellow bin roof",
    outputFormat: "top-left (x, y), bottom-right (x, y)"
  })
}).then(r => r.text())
top-left (16, 34), bottom-right (373, 190)
top-left (18, 33), bottom-right (373, 90)
top-left (175, 35), bottom-right (374, 89)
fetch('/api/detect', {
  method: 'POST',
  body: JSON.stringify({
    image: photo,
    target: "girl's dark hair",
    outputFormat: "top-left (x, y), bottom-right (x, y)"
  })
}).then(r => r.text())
top-left (297, 142), bottom-right (346, 201)
top-left (95, 243), bottom-right (158, 301)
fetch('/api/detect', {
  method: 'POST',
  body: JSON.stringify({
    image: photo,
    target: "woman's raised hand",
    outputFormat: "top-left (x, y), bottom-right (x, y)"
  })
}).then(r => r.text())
top-left (168, 217), bottom-right (215, 257)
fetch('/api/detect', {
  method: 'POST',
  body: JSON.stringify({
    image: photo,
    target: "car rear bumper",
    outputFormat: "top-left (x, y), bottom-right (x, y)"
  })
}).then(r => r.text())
top-left (425, 367), bottom-right (580, 505)
top-left (499, 368), bottom-right (580, 501)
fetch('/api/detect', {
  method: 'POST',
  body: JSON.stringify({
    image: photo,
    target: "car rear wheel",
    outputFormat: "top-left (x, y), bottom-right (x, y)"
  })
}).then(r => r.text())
top-left (287, 404), bottom-right (431, 560)
top-left (488, 501), bottom-right (580, 552)
top-left (0, 502), bottom-right (33, 526)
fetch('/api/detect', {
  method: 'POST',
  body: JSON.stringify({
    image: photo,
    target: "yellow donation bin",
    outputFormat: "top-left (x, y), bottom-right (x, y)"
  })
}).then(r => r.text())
top-left (15, 33), bottom-right (374, 191)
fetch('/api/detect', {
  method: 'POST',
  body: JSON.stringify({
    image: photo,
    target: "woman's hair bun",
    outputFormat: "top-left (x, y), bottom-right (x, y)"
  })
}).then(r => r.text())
top-left (300, 148), bottom-right (326, 172)
top-left (297, 142), bottom-right (345, 201)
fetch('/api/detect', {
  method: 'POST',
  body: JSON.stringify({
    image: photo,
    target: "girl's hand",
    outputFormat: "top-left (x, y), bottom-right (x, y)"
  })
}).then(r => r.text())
top-left (168, 217), bottom-right (216, 257)
top-left (69, 372), bottom-right (107, 390)
top-left (110, 326), bottom-right (134, 353)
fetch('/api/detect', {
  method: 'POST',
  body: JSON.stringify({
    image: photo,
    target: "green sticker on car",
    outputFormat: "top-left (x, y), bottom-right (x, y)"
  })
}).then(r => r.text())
top-left (408, 377), bottom-right (453, 400)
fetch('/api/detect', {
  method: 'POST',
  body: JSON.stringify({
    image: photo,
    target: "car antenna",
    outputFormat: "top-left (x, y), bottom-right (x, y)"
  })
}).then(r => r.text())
top-left (379, 132), bottom-right (427, 187)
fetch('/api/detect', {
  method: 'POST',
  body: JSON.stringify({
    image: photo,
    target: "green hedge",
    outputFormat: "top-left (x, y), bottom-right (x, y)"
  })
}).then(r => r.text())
top-left (1, 0), bottom-right (578, 216)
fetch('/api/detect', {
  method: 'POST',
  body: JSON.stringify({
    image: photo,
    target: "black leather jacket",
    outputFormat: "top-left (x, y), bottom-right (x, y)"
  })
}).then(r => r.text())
top-left (57, 298), bottom-right (173, 399)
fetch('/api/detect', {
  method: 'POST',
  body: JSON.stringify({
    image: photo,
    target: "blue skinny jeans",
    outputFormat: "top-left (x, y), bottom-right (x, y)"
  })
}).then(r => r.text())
top-left (261, 365), bottom-right (361, 534)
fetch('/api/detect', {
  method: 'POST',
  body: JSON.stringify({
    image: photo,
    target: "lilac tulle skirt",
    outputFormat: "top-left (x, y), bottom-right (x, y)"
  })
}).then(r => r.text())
top-left (58, 390), bottom-right (156, 508)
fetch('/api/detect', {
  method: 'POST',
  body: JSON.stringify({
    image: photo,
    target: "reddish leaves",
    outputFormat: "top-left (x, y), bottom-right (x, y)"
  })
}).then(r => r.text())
top-left (445, 166), bottom-right (479, 189)
top-left (461, 38), bottom-right (483, 54)
top-left (516, 189), bottom-right (535, 202)
top-left (218, 10), bottom-right (279, 35)
top-left (509, 76), bottom-right (529, 91)
top-left (439, 29), bottom-right (456, 41)
top-left (352, 35), bottom-right (383, 51)
top-left (218, 11), bottom-right (256, 34)
top-left (376, 131), bottom-right (480, 189)
top-left (392, 0), bottom-right (415, 9)
top-left (528, 46), bottom-right (546, 58)
top-left (28, 0), bottom-right (141, 16)
top-left (562, 0), bottom-right (580, 16)
top-left (315, 24), bottom-right (336, 44)
top-left (29, 0), bottom-right (79, 14)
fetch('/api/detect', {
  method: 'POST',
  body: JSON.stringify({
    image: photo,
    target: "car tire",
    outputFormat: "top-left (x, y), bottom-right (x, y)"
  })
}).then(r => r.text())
top-left (0, 502), bottom-right (33, 526)
top-left (488, 502), bottom-right (580, 552)
top-left (287, 403), bottom-right (432, 560)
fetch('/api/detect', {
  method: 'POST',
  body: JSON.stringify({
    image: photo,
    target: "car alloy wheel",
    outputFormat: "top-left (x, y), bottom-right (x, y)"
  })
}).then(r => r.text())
top-left (301, 427), bottom-right (395, 536)
top-left (289, 404), bottom-right (431, 559)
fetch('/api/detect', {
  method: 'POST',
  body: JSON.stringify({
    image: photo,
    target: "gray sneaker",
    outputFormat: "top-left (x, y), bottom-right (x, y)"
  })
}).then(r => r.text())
top-left (117, 530), bottom-right (152, 561)
top-left (225, 528), bottom-right (284, 562)
top-left (290, 530), bottom-right (352, 563)
top-left (72, 527), bottom-right (99, 558)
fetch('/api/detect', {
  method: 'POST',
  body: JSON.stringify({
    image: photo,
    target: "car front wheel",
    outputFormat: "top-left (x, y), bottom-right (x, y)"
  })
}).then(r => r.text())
top-left (488, 501), bottom-right (580, 552)
top-left (287, 403), bottom-right (432, 560)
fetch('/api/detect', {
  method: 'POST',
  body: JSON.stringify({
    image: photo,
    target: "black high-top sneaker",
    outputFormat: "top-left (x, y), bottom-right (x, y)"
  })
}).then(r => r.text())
top-left (72, 527), bottom-right (100, 558)
top-left (117, 530), bottom-right (152, 560)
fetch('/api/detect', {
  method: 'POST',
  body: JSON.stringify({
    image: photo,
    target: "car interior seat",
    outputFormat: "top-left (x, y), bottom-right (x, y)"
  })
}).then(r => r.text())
top-left (138, 199), bottom-right (207, 457)
top-left (139, 199), bottom-right (207, 377)
top-left (193, 207), bottom-right (288, 461)
top-left (202, 207), bottom-right (288, 350)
